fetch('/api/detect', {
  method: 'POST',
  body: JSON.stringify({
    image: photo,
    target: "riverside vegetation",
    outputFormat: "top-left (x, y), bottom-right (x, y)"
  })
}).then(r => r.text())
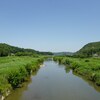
top-left (0, 43), bottom-right (52, 99)
top-left (53, 41), bottom-right (100, 86)
top-left (53, 56), bottom-right (100, 86)
top-left (0, 56), bottom-right (44, 99)
top-left (0, 41), bottom-right (100, 99)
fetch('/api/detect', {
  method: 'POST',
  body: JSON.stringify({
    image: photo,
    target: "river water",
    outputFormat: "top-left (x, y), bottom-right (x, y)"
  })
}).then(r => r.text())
top-left (6, 60), bottom-right (100, 100)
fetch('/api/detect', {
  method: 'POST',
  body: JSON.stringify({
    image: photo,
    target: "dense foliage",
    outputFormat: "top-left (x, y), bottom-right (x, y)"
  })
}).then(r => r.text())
top-left (0, 56), bottom-right (44, 96)
top-left (0, 43), bottom-right (53, 57)
top-left (53, 56), bottom-right (100, 86)
top-left (75, 41), bottom-right (100, 57)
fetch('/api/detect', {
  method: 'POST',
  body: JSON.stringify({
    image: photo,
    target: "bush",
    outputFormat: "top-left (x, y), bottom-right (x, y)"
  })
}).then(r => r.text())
top-left (53, 56), bottom-right (100, 86)
top-left (0, 56), bottom-right (44, 96)
top-left (71, 62), bottom-right (82, 70)
top-left (25, 64), bottom-right (32, 75)
top-left (93, 72), bottom-right (100, 84)
top-left (19, 67), bottom-right (28, 82)
top-left (7, 67), bottom-right (28, 89)
top-left (8, 70), bottom-right (21, 88)
top-left (65, 58), bottom-right (71, 65)
top-left (85, 59), bottom-right (90, 62)
top-left (0, 76), bottom-right (11, 94)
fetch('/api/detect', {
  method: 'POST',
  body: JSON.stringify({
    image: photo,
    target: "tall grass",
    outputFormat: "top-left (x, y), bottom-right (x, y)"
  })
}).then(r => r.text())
top-left (0, 56), bottom-right (44, 96)
top-left (53, 56), bottom-right (100, 86)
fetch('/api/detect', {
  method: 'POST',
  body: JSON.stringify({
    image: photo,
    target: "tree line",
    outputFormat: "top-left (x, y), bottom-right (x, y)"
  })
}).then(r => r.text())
top-left (0, 43), bottom-right (53, 57)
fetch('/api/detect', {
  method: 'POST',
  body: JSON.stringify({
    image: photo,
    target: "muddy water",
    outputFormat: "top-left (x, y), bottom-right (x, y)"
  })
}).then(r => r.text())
top-left (6, 60), bottom-right (100, 100)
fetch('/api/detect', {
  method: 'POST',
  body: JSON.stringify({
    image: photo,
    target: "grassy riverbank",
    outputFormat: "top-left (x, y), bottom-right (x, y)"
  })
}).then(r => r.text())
top-left (0, 56), bottom-right (44, 98)
top-left (53, 56), bottom-right (100, 86)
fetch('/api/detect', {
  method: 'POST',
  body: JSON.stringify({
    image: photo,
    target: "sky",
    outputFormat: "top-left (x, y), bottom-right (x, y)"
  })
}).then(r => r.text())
top-left (0, 0), bottom-right (100, 52)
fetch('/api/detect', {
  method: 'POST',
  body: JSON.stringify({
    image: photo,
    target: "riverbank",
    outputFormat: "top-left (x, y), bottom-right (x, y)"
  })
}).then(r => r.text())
top-left (53, 56), bottom-right (100, 86)
top-left (0, 56), bottom-right (44, 100)
top-left (6, 60), bottom-right (100, 100)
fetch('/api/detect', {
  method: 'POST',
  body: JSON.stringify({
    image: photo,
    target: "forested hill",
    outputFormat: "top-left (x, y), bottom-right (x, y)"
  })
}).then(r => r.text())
top-left (53, 52), bottom-right (73, 56)
top-left (0, 43), bottom-right (53, 57)
top-left (75, 41), bottom-right (100, 57)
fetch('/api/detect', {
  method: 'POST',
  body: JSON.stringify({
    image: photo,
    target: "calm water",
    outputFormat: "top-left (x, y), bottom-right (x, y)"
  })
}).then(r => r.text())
top-left (6, 60), bottom-right (100, 100)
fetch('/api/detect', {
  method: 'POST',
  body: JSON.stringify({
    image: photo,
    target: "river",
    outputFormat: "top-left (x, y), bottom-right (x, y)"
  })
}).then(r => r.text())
top-left (6, 60), bottom-right (100, 100)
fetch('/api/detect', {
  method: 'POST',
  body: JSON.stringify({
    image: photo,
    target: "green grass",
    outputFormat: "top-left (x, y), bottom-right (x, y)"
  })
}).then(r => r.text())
top-left (0, 56), bottom-right (44, 96)
top-left (53, 56), bottom-right (100, 86)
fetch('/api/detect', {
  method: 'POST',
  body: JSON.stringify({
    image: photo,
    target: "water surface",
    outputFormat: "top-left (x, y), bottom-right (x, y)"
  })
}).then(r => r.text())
top-left (6, 60), bottom-right (100, 100)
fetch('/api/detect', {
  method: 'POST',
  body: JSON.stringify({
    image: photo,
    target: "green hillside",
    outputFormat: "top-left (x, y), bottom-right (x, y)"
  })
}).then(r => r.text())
top-left (0, 43), bottom-right (53, 57)
top-left (53, 52), bottom-right (73, 56)
top-left (75, 41), bottom-right (100, 57)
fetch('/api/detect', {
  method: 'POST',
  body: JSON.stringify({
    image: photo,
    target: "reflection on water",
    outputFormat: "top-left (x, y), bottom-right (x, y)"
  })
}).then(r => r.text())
top-left (65, 66), bottom-right (71, 73)
top-left (6, 71), bottom-right (38, 100)
top-left (6, 60), bottom-right (100, 100)
top-left (72, 71), bottom-right (100, 92)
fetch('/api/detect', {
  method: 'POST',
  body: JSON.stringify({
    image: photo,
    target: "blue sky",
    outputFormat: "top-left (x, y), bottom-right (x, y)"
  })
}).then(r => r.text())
top-left (0, 0), bottom-right (100, 52)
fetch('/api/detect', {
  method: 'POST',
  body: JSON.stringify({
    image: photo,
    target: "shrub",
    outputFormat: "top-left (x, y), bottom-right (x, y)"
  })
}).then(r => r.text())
top-left (85, 59), bottom-right (90, 62)
top-left (71, 62), bottom-right (82, 70)
top-left (7, 67), bottom-right (28, 89)
top-left (0, 76), bottom-right (11, 94)
top-left (25, 64), bottom-right (32, 75)
top-left (19, 67), bottom-right (28, 82)
top-left (8, 70), bottom-right (21, 88)
top-left (93, 72), bottom-right (100, 83)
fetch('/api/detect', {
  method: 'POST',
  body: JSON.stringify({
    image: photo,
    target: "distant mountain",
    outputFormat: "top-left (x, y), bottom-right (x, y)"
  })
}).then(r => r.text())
top-left (0, 43), bottom-right (53, 57)
top-left (53, 52), bottom-right (73, 56)
top-left (75, 41), bottom-right (100, 57)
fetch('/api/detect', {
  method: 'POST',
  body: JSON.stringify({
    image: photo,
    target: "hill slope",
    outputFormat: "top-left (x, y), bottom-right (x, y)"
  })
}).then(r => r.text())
top-left (53, 52), bottom-right (73, 56)
top-left (75, 41), bottom-right (100, 57)
top-left (0, 43), bottom-right (53, 56)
